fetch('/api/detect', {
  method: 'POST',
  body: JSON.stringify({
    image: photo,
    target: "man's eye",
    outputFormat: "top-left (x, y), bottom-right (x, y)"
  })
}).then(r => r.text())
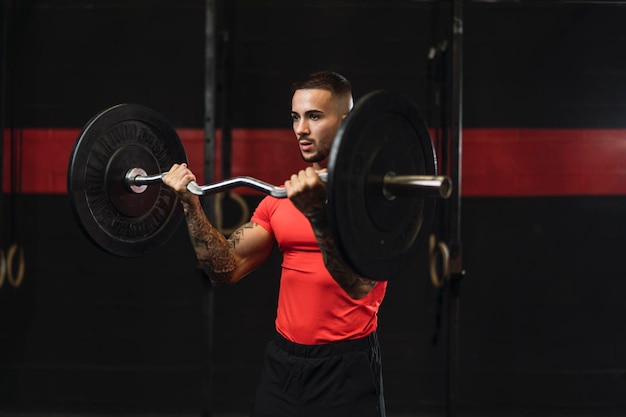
top-left (291, 114), bottom-right (300, 121)
top-left (310, 114), bottom-right (320, 121)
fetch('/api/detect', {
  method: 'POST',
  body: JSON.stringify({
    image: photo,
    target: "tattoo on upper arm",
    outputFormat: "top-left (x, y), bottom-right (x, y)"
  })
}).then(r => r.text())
top-left (228, 222), bottom-right (257, 249)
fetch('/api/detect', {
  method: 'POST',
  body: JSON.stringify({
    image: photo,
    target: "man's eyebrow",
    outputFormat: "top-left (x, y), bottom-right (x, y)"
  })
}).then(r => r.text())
top-left (291, 109), bottom-right (324, 116)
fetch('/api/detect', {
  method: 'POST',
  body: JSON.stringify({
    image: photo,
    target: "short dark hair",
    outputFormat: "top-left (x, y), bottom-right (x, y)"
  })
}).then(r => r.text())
top-left (291, 71), bottom-right (352, 97)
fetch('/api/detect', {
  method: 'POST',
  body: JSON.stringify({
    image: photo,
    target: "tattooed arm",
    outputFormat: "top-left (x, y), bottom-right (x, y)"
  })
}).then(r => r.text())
top-left (307, 207), bottom-right (378, 299)
top-left (286, 167), bottom-right (378, 299)
top-left (164, 164), bottom-right (274, 285)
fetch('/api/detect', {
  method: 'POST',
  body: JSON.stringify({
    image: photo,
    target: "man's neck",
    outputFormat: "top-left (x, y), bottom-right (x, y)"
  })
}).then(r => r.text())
top-left (312, 161), bottom-right (327, 172)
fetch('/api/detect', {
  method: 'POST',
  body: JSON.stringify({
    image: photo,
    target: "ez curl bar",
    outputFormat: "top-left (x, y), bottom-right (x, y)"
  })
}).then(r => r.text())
top-left (125, 169), bottom-right (451, 199)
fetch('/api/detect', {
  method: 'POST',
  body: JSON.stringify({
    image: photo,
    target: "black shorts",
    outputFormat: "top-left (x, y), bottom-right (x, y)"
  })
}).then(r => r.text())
top-left (251, 332), bottom-right (386, 417)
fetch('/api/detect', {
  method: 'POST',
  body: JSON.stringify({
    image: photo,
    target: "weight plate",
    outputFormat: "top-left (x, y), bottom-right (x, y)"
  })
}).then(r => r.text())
top-left (327, 90), bottom-right (437, 281)
top-left (67, 104), bottom-right (187, 257)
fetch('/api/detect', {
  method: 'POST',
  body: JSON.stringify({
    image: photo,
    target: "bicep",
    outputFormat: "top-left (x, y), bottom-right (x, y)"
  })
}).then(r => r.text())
top-left (227, 222), bottom-right (274, 283)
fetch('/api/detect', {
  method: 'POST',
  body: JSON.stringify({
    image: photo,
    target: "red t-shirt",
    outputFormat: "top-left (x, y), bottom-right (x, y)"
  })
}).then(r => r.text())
top-left (251, 195), bottom-right (387, 345)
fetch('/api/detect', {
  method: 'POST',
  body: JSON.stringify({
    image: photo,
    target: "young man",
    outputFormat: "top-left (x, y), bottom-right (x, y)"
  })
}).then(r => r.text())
top-left (163, 71), bottom-right (388, 417)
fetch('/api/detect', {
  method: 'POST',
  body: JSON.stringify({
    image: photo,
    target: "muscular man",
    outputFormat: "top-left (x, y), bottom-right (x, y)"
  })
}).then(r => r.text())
top-left (163, 71), bottom-right (388, 417)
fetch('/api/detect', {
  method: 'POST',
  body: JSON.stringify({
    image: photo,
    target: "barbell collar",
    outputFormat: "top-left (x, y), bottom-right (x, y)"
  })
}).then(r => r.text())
top-left (383, 174), bottom-right (452, 199)
top-left (125, 168), bottom-right (161, 193)
top-left (127, 170), bottom-right (166, 187)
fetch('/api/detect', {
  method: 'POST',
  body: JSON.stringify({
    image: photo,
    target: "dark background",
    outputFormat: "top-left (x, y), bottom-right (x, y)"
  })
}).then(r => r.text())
top-left (1, 1), bottom-right (626, 416)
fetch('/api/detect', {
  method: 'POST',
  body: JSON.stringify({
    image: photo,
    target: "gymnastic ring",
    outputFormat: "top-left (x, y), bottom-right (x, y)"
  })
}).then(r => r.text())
top-left (214, 192), bottom-right (250, 235)
top-left (7, 243), bottom-right (25, 288)
top-left (0, 248), bottom-right (6, 289)
top-left (429, 234), bottom-right (449, 289)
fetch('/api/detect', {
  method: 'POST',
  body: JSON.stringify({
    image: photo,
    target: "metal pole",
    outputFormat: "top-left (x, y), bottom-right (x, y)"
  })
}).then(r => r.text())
top-left (0, 0), bottom-right (7, 200)
top-left (446, 1), bottom-right (464, 417)
top-left (203, 0), bottom-right (217, 415)
top-left (218, 0), bottom-right (233, 184)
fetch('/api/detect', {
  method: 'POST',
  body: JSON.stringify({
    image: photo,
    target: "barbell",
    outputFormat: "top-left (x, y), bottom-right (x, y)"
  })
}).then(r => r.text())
top-left (67, 90), bottom-right (452, 281)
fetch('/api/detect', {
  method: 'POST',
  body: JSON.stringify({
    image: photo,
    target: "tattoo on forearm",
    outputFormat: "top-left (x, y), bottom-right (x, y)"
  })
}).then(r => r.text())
top-left (309, 211), bottom-right (377, 299)
top-left (185, 204), bottom-right (236, 285)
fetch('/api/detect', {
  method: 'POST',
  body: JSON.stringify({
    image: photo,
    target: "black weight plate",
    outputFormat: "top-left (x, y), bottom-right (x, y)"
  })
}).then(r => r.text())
top-left (327, 90), bottom-right (437, 281)
top-left (67, 104), bottom-right (187, 257)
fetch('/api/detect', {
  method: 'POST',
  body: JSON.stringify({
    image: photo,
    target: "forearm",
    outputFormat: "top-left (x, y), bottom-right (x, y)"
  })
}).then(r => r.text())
top-left (308, 208), bottom-right (377, 299)
top-left (182, 198), bottom-right (237, 285)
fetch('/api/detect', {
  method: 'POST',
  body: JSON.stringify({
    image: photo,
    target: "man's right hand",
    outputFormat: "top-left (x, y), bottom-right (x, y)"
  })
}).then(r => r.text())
top-left (162, 163), bottom-right (198, 205)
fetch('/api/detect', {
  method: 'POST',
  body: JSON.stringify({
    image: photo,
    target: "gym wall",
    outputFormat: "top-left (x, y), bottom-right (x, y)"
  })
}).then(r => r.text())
top-left (1, 1), bottom-right (625, 416)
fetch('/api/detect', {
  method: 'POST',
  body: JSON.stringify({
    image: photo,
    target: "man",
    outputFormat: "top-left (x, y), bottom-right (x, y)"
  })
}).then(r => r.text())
top-left (163, 71), bottom-right (388, 417)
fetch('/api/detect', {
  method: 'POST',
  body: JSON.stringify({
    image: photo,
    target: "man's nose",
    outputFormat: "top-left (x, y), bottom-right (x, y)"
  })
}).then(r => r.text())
top-left (294, 119), bottom-right (310, 136)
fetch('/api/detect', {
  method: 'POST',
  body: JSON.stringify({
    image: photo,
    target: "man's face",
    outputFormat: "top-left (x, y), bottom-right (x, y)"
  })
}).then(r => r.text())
top-left (291, 88), bottom-right (345, 165)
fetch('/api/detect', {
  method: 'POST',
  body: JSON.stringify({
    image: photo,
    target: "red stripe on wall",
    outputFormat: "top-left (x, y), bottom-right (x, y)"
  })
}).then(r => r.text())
top-left (462, 129), bottom-right (626, 196)
top-left (3, 128), bottom-right (626, 197)
top-left (1, 128), bottom-right (306, 195)
top-left (1, 128), bottom-right (205, 195)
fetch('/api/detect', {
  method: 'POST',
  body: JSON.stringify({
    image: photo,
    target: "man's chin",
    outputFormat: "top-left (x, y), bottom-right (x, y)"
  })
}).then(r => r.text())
top-left (301, 153), bottom-right (322, 163)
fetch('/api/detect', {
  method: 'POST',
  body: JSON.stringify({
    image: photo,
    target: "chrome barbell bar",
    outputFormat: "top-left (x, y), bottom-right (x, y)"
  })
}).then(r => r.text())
top-left (125, 168), bottom-right (453, 200)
